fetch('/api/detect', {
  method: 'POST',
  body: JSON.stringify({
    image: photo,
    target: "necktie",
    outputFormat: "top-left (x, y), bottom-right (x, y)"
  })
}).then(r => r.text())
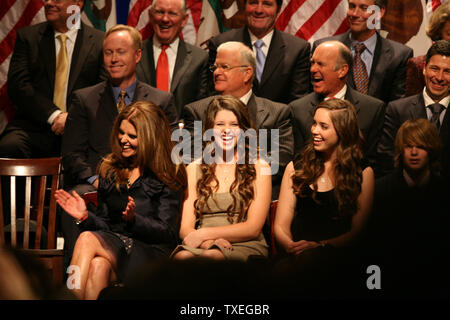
top-left (254, 40), bottom-right (266, 83)
top-left (54, 34), bottom-right (68, 112)
top-left (353, 43), bottom-right (369, 95)
top-left (428, 103), bottom-right (445, 131)
top-left (117, 90), bottom-right (127, 113)
top-left (156, 45), bottom-right (169, 91)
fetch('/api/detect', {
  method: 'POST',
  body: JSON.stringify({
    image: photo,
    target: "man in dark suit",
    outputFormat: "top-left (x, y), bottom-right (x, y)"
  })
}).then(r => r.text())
top-left (313, 0), bottom-right (413, 104)
top-left (0, 0), bottom-right (106, 158)
top-left (208, 0), bottom-right (310, 104)
top-left (61, 25), bottom-right (177, 268)
top-left (290, 41), bottom-right (385, 169)
top-left (136, 0), bottom-right (209, 117)
top-left (183, 41), bottom-right (293, 199)
top-left (377, 40), bottom-right (450, 180)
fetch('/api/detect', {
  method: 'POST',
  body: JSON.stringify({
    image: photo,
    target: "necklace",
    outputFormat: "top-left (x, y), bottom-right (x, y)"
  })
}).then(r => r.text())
top-left (320, 176), bottom-right (326, 184)
top-left (127, 178), bottom-right (132, 188)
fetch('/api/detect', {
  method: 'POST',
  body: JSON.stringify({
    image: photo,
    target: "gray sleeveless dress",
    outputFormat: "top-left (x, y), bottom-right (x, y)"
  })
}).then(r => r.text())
top-left (171, 166), bottom-right (268, 261)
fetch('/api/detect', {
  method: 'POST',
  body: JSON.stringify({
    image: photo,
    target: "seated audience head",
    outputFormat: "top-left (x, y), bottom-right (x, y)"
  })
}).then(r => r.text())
top-left (394, 118), bottom-right (442, 173)
top-left (44, 0), bottom-right (85, 33)
top-left (100, 100), bottom-right (186, 190)
top-left (423, 40), bottom-right (450, 102)
top-left (311, 41), bottom-right (352, 98)
top-left (203, 95), bottom-right (255, 162)
top-left (196, 95), bottom-right (257, 222)
top-left (149, 0), bottom-right (188, 45)
top-left (103, 25), bottom-right (142, 89)
top-left (245, 0), bottom-right (282, 39)
top-left (426, 1), bottom-right (450, 41)
top-left (212, 41), bottom-right (256, 98)
top-left (293, 98), bottom-right (365, 216)
top-left (347, 0), bottom-right (387, 41)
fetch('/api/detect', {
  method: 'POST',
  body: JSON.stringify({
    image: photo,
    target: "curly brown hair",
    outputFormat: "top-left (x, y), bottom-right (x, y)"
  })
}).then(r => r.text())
top-left (194, 95), bottom-right (257, 224)
top-left (292, 99), bottom-right (365, 217)
top-left (98, 101), bottom-right (187, 191)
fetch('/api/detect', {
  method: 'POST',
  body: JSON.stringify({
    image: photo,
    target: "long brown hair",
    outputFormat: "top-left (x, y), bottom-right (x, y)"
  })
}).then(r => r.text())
top-left (292, 99), bottom-right (364, 216)
top-left (98, 101), bottom-right (187, 190)
top-left (194, 95), bottom-right (257, 223)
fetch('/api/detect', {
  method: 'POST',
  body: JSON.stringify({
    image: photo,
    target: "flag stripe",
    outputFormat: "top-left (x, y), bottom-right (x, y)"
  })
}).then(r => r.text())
top-left (276, 0), bottom-right (307, 31)
top-left (284, 0), bottom-right (325, 35)
top-left (0, 0), bottom-right (18, 21)
top-left (296, 0), bottom-right (343, 40)
top-left (0, 0), bottom-right (43, 66)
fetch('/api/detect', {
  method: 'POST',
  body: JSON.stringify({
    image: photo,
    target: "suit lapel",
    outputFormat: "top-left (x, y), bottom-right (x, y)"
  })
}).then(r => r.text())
top-left (409, 94), bottom-right (427, 119)
top-left (344, 87), bottom-right (361, 114)
top-left (137, 39), bottom-right (157, 86)
top-left (134, 81), bottom-right (150, 102)
top-left (368, 33), bottom-right (392, 96)
top-left (39, 23), bottom-right (56, 91)
top-left (247, 94), bottom-right (268, 129)
top-left (68, 24), bottom-right (92, 96)
top-left (171, 40), bottom-right (191, 93)
top-left (259, 29), bottom-right (283, 88)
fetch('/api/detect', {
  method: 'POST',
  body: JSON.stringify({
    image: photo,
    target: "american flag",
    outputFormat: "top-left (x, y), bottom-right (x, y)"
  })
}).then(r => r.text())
top-left (0, 0), bottom-right (444, 132)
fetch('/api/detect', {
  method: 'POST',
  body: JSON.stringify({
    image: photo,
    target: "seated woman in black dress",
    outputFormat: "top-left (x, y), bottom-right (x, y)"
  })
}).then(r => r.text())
top-left (171, 95), bottom-right (271, 261)
top-left (274, 98), bottom-right (374, 257)
top-left (55, 101), bottom-right (186, 300)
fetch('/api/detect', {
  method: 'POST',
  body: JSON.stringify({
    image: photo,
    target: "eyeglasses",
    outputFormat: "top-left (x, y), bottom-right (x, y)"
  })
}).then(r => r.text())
top-left (209, 64), bottom-right (249, 72)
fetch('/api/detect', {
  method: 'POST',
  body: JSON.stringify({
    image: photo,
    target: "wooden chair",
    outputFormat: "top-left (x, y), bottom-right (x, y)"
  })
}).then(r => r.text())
top-left (0, 157), bottom-right (64, 285)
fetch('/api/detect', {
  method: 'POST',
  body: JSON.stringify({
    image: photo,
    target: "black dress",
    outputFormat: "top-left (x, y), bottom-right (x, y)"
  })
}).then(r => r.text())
top-left (78, 170), bottom-right (184, 283)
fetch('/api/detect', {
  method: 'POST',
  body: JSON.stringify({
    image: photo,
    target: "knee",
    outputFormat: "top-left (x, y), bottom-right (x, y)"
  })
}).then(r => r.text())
top-left (199, 249), bottom-right (225, 260)
top-left (88, 257), bottom-right (111, 278)
top-left (173, 250), bottom-right (195, 260)
top-left (74, 232), bottom-right (98, 251)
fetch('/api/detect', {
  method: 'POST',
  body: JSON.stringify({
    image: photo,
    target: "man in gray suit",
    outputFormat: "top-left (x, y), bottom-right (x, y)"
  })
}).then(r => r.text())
top-left (0, 0), bottom-right (106, 158)
top-left (377, 40), bottom-right (450, 180)
top-left (313, 0), bottom-right (413, 104)
top-left (208, 0), bottom-right (310, 104)
top-left (61, 25), bottom-right (177, 268)
top-left (290, 41), bottom-right (385, 169)
top-left (183, 41), bottom-right (293, 198)
top-left (136, 0), bottom-right (209, 116)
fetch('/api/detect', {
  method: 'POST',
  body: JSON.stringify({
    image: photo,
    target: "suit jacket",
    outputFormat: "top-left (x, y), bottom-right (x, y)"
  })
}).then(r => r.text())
top-left (62, 80), bottom-right (178, 187)
top-left (208, 27), bottom-right (311, 104)
top-left (290, 87), bottom-right (385, 168)
top-left (136, 37), bottom-right (210, 117)
top-left (376, 94), bottom-right (450, 179)
top-left (183, 94), bottom-right (294, 198)
top-left (313, 31), bottom-right (413, 104)
top-left (7, 21), bottom-right (107, 131)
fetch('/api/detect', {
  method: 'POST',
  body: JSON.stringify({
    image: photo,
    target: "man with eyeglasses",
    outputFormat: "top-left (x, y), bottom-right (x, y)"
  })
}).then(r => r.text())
top-left (0, 0), bottom-right (106, 158)
top-left (207, 0), bottom-right (311, 105)
top-left (183, 41), bottom-right (293, 199)
top-left (136, 0), bottom-right (209, 117)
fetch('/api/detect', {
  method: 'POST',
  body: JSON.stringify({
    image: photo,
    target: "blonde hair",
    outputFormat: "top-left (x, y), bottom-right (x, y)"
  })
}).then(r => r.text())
top-left (104, 24), bottom-right (142, 50)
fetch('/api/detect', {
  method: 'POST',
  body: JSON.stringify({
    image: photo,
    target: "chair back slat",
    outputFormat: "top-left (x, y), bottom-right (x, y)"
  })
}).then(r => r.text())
top-left (10, 176), bottom-right (16, 247)
top-left (23, 176), bottom-right (32, 249)
top-left (0, 178), bottom-right (4, 244)
top-left (0, 158), bottom-right (61, 250)
top-left (47, 174), bottom-right (59, 249)
top-left (34, 177), bottom-right (46, 249)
